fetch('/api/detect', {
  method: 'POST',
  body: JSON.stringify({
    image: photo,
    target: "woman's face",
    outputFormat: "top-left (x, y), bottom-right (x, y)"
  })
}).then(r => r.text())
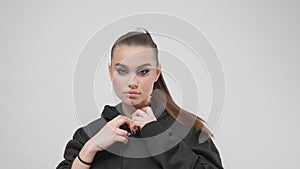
top-left (108, 45), bottom-right (161, 108)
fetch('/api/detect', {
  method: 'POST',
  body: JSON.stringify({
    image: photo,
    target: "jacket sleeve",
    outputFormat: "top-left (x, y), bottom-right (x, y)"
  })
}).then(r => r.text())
top-left (56, 128), bottom-right (90, 169)
top-left (139, 121), bottom-right (223, 169)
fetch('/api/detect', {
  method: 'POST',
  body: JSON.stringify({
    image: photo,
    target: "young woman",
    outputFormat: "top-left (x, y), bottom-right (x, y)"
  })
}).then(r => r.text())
top-left (56, 28), bottom-right (224, 169)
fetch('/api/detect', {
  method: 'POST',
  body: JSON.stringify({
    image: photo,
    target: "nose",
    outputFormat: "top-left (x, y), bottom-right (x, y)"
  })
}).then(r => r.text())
top-left (128, 74), bottom-right (139, 89)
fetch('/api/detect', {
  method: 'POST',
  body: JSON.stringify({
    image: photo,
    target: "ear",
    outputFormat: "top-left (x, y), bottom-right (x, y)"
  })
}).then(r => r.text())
top-left (154, 64), bottom-right (161, 82)
top-left (108, 63), bottom-right (112, 81)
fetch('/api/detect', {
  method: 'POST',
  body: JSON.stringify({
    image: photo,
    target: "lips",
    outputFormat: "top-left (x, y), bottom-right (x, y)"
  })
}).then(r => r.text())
top-left (127, 90), bottom-right (141, 94)
top-left (125, 91), bottom-right (141, 97)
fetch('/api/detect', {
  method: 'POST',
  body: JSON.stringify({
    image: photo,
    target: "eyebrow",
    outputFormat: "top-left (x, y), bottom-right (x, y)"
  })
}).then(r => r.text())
top-left (114, 63), bottom-right (152, 69)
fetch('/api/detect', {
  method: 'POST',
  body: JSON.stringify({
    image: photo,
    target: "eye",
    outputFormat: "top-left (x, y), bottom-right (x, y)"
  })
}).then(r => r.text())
top-left (117, 69), bottom-right (128, 75)
top-left (137, 69), bottom-right (150, 76)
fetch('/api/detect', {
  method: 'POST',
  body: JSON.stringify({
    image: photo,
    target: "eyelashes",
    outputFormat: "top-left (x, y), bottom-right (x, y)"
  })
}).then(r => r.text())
top-left (137, 69), bottom-right (150, 76)
top-left (116, 69), bottom-right (127, 75)
top-left (116, 69), bottom-right (150, 76)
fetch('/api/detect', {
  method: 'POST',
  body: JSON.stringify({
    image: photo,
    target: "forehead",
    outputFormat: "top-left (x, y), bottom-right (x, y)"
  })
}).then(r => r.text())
top-left (112, 45), bottom-right (156, 68)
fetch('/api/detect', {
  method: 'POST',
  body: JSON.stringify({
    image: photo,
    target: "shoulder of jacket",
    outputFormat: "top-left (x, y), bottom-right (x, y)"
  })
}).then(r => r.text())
top-left (82, 117), bottom-right (107, 139)
top-left (71, 117), bottom-right (107, 142)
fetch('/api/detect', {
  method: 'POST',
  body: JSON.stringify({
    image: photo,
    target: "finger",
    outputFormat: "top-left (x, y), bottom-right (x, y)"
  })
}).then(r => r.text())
top-left (108, 115), bottom-right (123, 126)
top-left (141, 106), bottom-right (151, 113)
top-left (132, 109), bottom-right (147, 118)
top-left (115, 128), bottom-right (128, 136)
top-left (131, 115), bottom-right (144, 122)
top-left (115, 116), bottom-right (132, 127)
top-left (131, 120), bottom-right (143, 129)
top-left (128, 120), bottom-right (136, 132)
top-left (128, 121), bottom-right (138, 134)
top-left (114, 135), bottom-right (128, 144)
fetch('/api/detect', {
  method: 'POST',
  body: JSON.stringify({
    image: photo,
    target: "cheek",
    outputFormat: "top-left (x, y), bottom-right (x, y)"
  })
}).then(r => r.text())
top-left (112, 77), bottom-right (125, 93)
top-left (141, 77), bottom-right (156, 92)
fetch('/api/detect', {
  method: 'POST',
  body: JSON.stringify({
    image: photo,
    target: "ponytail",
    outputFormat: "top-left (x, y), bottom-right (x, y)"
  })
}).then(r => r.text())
top-left (153, 73), bottom-right (214, 137)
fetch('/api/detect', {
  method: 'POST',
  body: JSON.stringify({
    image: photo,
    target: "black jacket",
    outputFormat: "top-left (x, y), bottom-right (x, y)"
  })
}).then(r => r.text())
top-left (56, 101), bottom-right (223, 169)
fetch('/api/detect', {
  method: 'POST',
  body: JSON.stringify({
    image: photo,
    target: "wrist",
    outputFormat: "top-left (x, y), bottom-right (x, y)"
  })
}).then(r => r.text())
top-left (86, 139), bottom-right (103, 153)
top-left (78, 140), bottom-right (99, 164)
top-left (77, 153), bottom-right (92, 166)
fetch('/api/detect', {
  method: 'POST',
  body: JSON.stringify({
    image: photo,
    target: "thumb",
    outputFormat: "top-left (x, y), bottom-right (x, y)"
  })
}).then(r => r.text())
top-left (141, 106), bottom-right (151, 113)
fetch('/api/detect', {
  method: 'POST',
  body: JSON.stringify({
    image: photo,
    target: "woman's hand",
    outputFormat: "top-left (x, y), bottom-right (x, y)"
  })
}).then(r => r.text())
top-left (86, 107), bottom-right (157, 151)
top-left (89, 115), bottom-right (132, 152)
top-left (130, 106), bottom-right (157, 133)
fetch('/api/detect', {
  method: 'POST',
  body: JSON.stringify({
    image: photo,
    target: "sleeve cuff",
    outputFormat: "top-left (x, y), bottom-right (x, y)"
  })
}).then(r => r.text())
top-left (140, 120), bottom-right (166, 138)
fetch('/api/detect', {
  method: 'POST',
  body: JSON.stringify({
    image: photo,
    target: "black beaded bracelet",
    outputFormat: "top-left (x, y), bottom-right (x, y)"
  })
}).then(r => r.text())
top-left (77, 154), bottom-right (92, 165)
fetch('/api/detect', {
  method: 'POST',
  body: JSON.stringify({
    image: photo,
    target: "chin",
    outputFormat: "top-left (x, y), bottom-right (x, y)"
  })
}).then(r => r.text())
top-left (122, 97), bottom-right (140, 105)
top-left (122, 97), bottom-right (147, 108)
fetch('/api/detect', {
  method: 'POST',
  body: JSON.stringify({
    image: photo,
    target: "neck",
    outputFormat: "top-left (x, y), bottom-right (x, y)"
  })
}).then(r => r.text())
top-left (122, 98), bottom-right (151, 118)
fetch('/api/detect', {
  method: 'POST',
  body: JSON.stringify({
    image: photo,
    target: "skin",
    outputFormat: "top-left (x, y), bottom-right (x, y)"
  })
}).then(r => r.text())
top-left (108, 45), bottom-right (161, 131)
top-left (71, 45), bottom-right (162, 169)
top-left (108, 45), bottom-right (161, 117)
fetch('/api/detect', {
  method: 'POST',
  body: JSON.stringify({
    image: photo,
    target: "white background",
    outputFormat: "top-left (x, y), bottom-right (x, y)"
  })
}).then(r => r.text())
top-left (1, 1), bottom-right (299, 168)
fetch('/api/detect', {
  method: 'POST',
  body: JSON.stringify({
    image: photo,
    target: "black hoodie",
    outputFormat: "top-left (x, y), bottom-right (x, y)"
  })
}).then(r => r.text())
top-left (56, 99), bottom-right (224, 169)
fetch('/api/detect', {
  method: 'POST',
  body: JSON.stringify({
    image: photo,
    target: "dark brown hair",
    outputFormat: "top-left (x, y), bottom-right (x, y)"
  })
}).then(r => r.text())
top-left (110, 28), bottom-right (213, 137)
